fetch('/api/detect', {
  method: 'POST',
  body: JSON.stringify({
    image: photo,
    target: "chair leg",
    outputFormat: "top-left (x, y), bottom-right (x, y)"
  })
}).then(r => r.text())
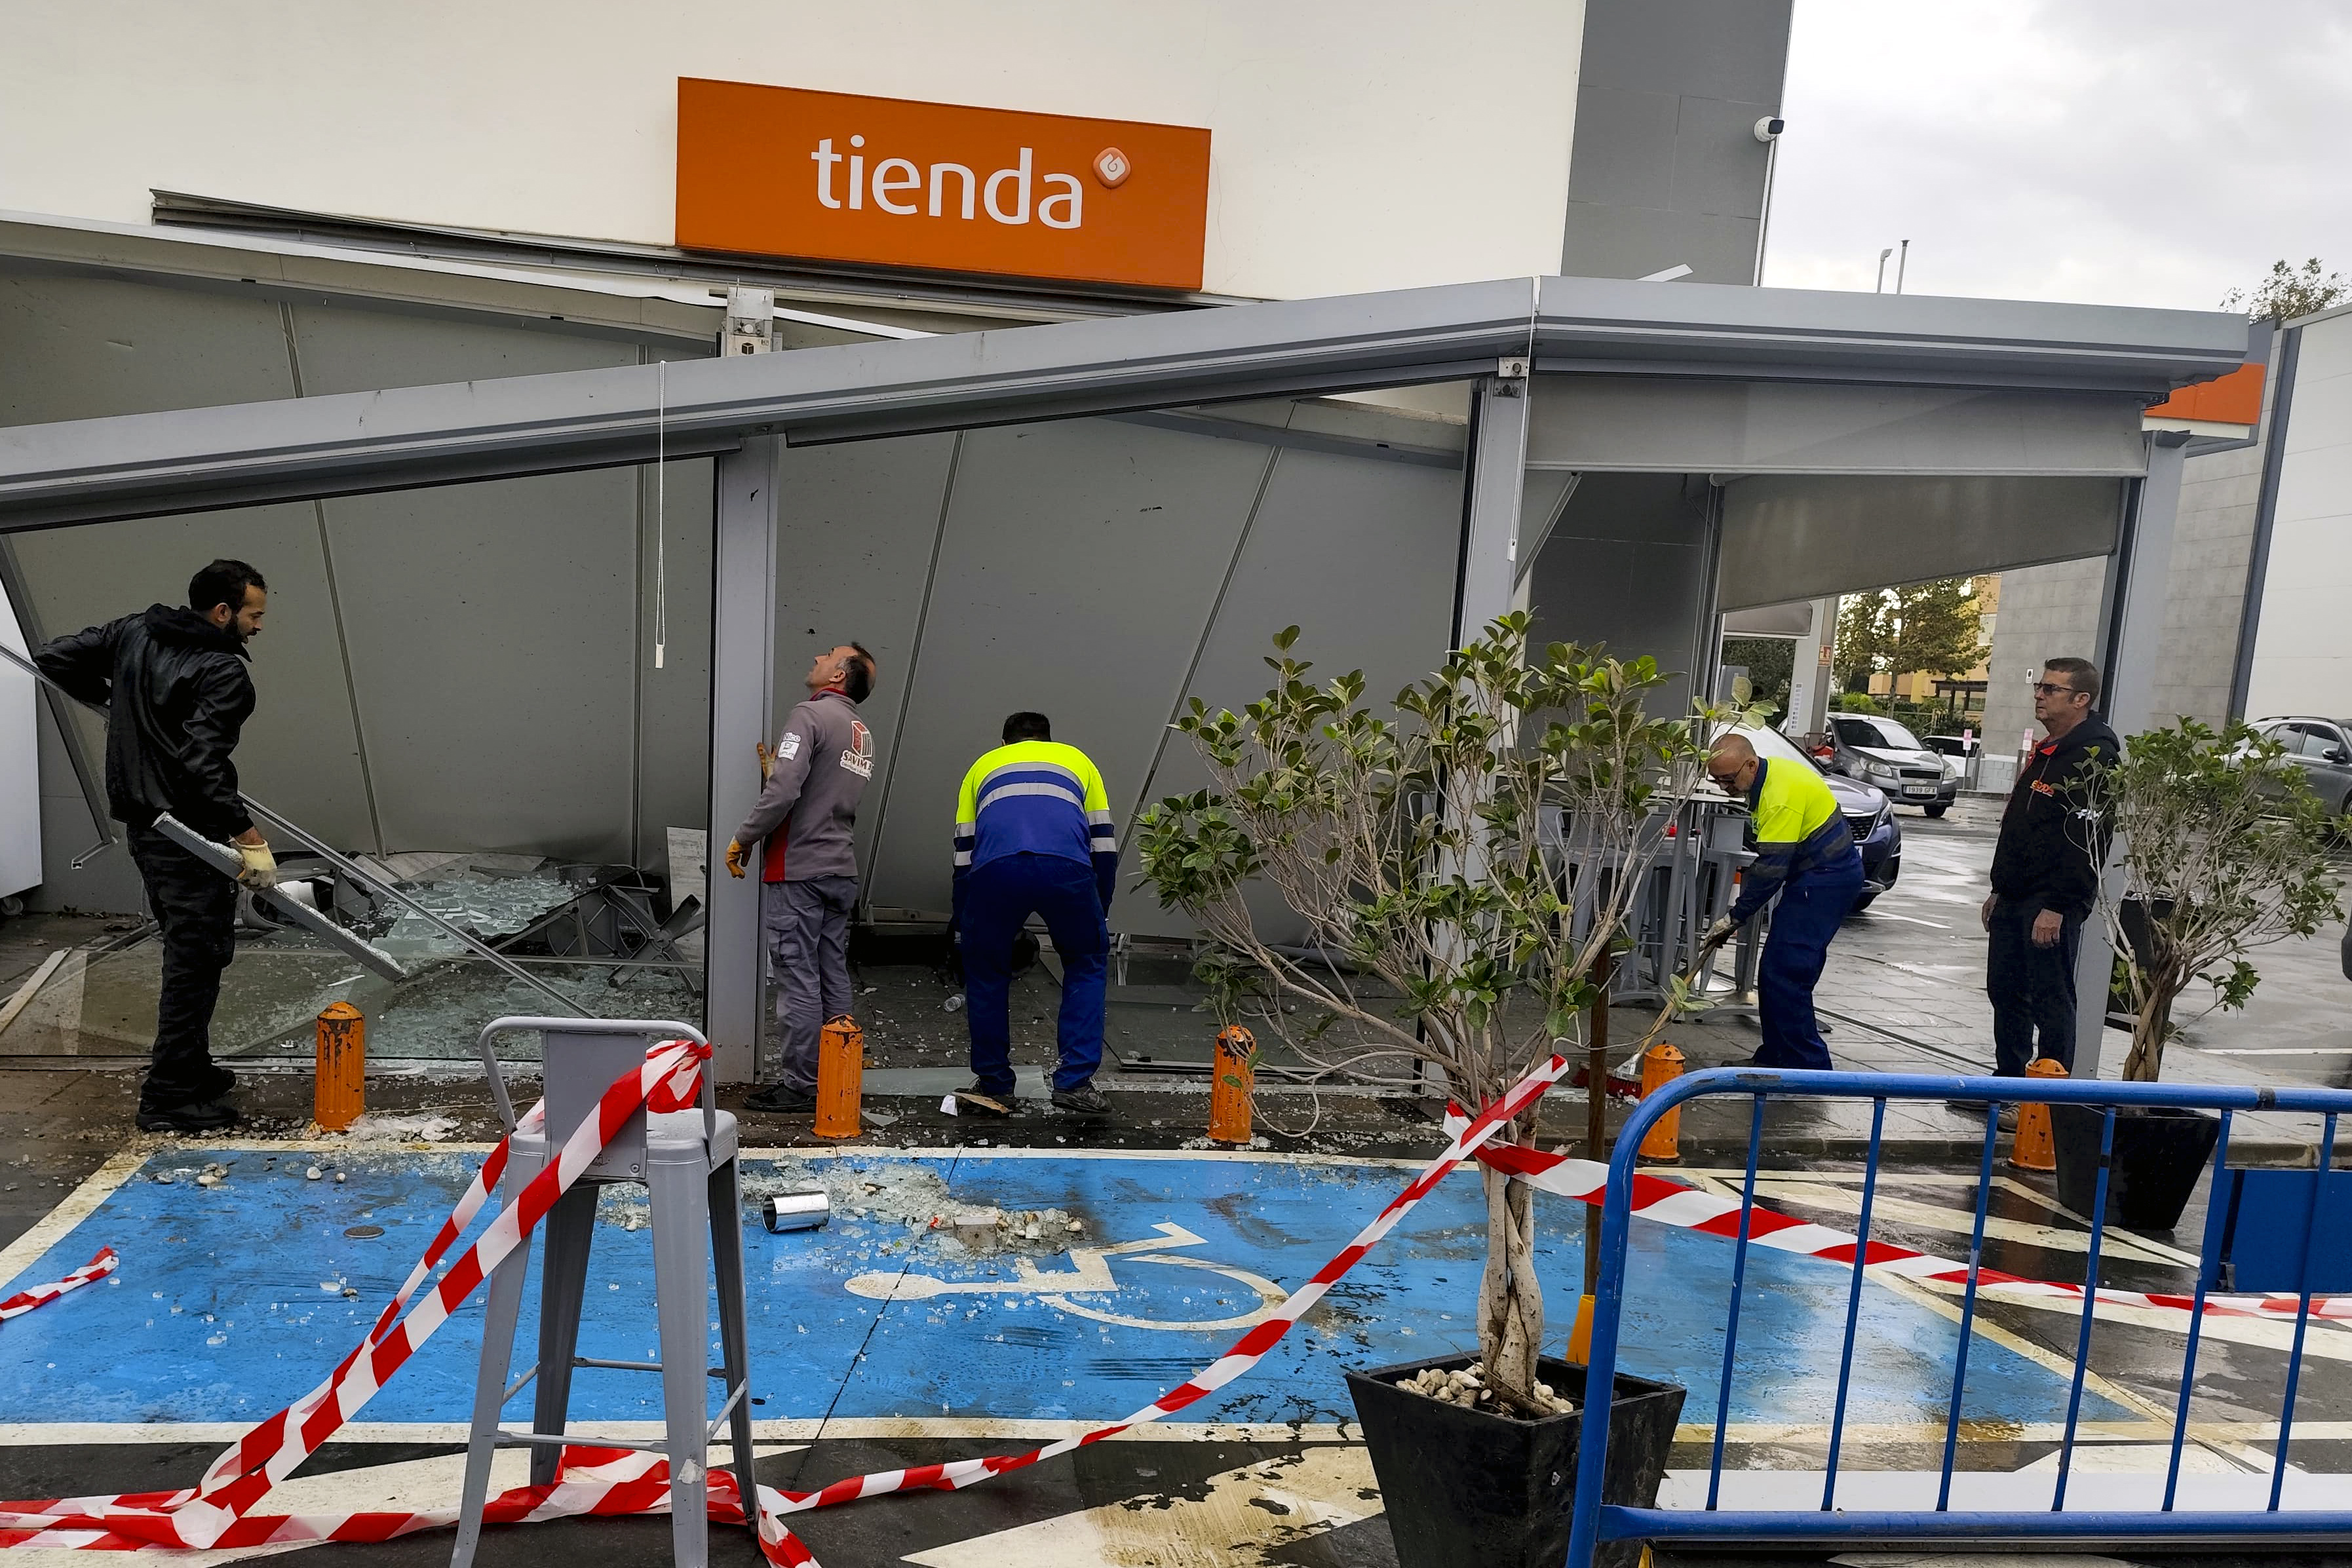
top-left (528, 1183), bottom-right (600, 1488)
top-left (452, 1143), bottom-right (544, 1568)
top-left (649, 1152), bottom-right (711, 1568)
top-left (708, 1157), bottom-right (758, 1530)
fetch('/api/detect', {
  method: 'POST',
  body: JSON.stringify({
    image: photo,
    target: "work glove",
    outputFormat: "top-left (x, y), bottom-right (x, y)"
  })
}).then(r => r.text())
top-left (756, 741), bottom-right (774, 782)
top-left (236, 840), bottom-right (279, 889)
top-left (725, 839), bottom-right (751, 879)
top-left (1703, 913), bottom-right (1737, 949)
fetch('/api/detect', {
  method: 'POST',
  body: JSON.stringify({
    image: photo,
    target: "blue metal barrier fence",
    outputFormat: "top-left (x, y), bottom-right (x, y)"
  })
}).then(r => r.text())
top-left (1564, 1067), bottom-right (2352, 1567)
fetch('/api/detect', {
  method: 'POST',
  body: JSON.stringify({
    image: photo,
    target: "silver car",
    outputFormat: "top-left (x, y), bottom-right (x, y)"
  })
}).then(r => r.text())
top-left (2251, 717), bottom-right (2352, 822)
top-left (1824, 714), bottom-right (1959, 817)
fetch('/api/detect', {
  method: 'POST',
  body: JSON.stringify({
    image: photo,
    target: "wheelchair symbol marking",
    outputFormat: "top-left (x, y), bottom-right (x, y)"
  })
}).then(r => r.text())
top-left (844, 1221), bottom-right (1288, 1332)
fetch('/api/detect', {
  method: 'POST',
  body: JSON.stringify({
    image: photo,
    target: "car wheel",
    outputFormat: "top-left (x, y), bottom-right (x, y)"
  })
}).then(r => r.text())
top-left (1924, 803), bottom-right (1950, 818)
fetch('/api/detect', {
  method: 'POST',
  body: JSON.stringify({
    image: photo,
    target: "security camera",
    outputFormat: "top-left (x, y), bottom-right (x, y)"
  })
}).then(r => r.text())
top-left (1754, 117), bottom-right (1786, 143)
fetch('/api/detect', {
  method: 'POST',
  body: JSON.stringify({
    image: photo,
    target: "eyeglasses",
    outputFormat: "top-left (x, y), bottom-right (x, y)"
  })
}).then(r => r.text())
top-left (2030, 681), bottom-right (2079, 697)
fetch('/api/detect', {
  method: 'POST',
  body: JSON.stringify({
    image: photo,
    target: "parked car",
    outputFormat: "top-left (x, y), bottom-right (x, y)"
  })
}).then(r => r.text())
top-left (1921, 733), bottom-right (1977, 791)
top-left (1731, 724), bottom-right (1902, 911)
top-left (1822, 714), bottom-right (1959, 816)
top-left (2249, 717), bottom-right (2352, 826)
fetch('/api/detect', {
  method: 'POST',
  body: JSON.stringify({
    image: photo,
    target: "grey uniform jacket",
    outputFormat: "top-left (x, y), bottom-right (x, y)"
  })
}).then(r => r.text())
top-left (734, 689), bottom-right (875, 882)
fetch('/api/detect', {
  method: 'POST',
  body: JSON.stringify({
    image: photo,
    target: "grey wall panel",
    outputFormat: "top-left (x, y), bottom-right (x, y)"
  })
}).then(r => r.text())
top-left (1122, 446), bottom-right (1467, 939)
top-left (1526, 377), bottom-right (2151, 476)
top-left (7, 502), bottom-right (381, 856)
top-left (0, 275), bottom-right (377, 896)
top-left (862, 419), bottom-right (1275, 919)
top-left (762, 432), bottom-right (961, 891)
top-left (1560, 0), bottom-right (1792, 286)
top-left (1524, 472), bottom-right (1712, 714)
top-left (289, 305), bottom-right (647, 860)
top-left (320, 469), bottom-right (642, 858)
top-left (634, 457), bottom-right (716, 867)
top-left (1719, 474), bottom-right (2125, 611)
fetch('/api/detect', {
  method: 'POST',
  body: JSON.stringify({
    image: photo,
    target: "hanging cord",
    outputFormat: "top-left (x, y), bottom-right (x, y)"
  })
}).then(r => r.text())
top-left (652, 360), bottom-right (668, 670)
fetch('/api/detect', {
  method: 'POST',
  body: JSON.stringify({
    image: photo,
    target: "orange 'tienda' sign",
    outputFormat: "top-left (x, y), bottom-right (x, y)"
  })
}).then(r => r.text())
top-left (675, 79), bottom-right (1211, 292)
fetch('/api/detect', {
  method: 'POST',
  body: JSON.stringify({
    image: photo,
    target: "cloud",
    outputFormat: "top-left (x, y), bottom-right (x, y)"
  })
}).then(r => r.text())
top-left (1764, 0), bottom-right (2352, 308)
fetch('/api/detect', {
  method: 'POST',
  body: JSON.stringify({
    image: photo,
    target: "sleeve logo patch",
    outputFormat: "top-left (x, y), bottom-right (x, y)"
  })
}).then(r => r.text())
top-left (779, 733), bottom-right (802, 760)
top-left (841, 719), bottom-right (876, 780)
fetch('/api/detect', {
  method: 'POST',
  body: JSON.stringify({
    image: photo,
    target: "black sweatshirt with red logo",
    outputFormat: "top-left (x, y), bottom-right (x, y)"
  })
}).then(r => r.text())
top-left (1989, 715), bottom-right (2120, 922)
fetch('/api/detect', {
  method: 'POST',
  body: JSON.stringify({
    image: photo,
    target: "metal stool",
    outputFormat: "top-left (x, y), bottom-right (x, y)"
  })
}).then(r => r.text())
top-left (452, 1017), bottom-right (756, 1568)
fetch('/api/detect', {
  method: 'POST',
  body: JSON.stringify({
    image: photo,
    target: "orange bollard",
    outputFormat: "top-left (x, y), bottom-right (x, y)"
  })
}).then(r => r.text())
top-left (1209, 1025), bottom-right (1255, 1145)
top-left (315, 1002), bottom-right (365, 1133)
top-left (2009, 1056), bottom-right (2066, 1170)
top-left (1566, 1293), bottom-right (1597, 1364)
top-left (815, 1016), bottom-right (863, 1139)
top-left (1638, 1042), bottom-right (1685, 1162)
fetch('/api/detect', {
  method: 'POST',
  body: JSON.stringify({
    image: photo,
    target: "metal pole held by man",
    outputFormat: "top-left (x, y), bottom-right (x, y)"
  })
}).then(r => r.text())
top-left (33, 561), bottom-right (275, 1132)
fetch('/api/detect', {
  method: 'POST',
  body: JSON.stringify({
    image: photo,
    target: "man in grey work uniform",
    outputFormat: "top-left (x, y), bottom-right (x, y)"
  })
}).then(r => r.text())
top-left (724, 642), bottom-right (878, 1114)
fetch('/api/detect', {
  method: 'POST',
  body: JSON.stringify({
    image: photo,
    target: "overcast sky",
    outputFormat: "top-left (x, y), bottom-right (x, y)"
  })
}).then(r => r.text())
top-left (1762, 0), bottom-right (2352, 311)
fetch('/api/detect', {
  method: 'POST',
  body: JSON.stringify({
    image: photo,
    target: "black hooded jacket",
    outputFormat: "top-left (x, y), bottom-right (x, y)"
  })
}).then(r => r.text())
top-left (1988, 713), bottom-right (2121, 923)
top-left (35, 605), bottom-right (256, 840)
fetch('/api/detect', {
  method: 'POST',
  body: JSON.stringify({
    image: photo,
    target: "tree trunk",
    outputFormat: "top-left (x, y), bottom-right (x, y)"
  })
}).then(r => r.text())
top-left (1476, 1161), bottom-right (1545, 1412)
top-left (2122, 972), bottom-right (2179, 1082)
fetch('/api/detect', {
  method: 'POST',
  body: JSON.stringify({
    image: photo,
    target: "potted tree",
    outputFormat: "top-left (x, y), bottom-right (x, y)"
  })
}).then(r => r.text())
top-left (2052, 720), bottom-right (2341, 1229)
top-left (1134, 615), bottom-right (1705, 1568)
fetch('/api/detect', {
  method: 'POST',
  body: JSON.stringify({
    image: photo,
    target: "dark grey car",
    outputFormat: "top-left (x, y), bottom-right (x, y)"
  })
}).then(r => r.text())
top-left (1824, 714), bottom-right (1959, 816)
top-left (2252, 717), bottom-right (2352, 824)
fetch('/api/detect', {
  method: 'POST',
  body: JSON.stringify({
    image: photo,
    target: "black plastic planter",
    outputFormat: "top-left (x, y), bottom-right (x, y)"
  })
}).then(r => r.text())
top-left (2050, 1102), bottom-right (2221, 1231)
top-left (1345, 1353), bottom-right (1686, 1568)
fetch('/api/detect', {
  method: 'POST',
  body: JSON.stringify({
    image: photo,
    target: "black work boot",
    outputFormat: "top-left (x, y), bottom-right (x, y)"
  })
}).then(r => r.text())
top-left (136, 1098), bottom-right (241, 1134)
top-left (1051, 1082), bottom-right (1111, 1117)
top-left (745, 1083), bottom-right (818, 1113)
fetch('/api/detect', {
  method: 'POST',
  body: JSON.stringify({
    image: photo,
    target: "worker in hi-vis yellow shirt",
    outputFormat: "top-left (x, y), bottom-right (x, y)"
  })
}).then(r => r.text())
top-left (950, 712), bottom-right (1120, 1118)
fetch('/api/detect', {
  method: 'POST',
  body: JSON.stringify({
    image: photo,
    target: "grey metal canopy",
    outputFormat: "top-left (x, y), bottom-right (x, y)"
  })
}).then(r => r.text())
top-left (0, 272), bottom-right (2251, 1080)
top-left (0, 277), bottom-right (2244, 532)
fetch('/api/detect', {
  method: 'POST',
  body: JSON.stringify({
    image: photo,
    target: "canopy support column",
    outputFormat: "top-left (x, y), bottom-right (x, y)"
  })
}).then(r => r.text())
top-left (705, 437), bottom-right (780, 1084)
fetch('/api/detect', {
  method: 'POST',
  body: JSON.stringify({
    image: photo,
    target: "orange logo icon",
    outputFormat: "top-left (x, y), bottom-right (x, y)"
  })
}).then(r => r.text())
top-left (1092, 147), bottom-right (1132, 188)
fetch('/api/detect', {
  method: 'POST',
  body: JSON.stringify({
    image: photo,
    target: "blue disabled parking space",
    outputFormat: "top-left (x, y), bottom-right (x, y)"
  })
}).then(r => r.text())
top-left (0, 1146), bottom-right (2125, 1432)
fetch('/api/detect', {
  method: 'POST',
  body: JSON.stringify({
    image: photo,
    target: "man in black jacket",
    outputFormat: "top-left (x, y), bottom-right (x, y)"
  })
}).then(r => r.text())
top-left (1984, 655), bottom-right (2119, 1077)
top-left (37, 561), bottom-right (277, 1132)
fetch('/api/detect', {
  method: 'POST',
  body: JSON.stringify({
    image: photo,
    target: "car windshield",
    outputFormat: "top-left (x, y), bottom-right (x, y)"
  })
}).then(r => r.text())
top-left (1734, 725), bottom-right (1825, 773)
top-left (1843, 716), bottom-right (1924, 750)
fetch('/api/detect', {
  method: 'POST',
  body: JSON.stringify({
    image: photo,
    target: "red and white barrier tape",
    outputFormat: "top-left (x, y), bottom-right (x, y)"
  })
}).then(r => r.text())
top-left (0, 1048), bottom-right (1572, 1567)
top-left (0, 1248), bottom-right (116, 1324)
top-left (1452, 1114), bottom-right (2352, 1324)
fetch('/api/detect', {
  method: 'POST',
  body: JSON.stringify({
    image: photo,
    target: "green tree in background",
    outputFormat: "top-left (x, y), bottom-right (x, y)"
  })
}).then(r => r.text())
top-left (2224, 258), bottom-right (2349, 322)
top-left (1720, 635), bottom-right (1794, 717)
top-left (1833, 578), bottom-right (1988, 695)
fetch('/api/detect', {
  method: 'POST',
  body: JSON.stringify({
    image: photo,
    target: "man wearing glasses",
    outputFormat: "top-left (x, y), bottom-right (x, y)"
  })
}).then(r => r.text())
top-left (1983, 657), bottom-right (2119, 1079)
top-left (1703, 732), bottom-right (1866, 1069)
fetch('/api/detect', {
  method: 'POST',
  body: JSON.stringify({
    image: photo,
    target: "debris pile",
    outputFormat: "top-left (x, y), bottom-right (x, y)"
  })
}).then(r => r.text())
top-left (1395, 1362), bottom-right (1576, 1416)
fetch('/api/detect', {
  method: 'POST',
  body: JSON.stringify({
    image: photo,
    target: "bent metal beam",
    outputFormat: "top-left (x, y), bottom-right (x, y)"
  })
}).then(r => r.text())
top-left (0, 277), bottom-right (2248, 534)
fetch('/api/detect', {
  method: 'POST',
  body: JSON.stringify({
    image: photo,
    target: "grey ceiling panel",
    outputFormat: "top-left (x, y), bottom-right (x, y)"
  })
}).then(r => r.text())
top-left (287, 299), bottom-right (638, 394)
top-left (762, 431), bottom-right (961, 887)
top-left (1120, 445), bottom-right (1467, 940)
top-left (862, 417), bottom-right (1275, 919)
top-left (0, 273), bottom-right (295, 424)
top-left (1718, 474), bottom-right (2125, 611)
top-left (1524, 472), bottom-right (1714, 714)
top-left (1526, 377), bottom-right (2151, 476)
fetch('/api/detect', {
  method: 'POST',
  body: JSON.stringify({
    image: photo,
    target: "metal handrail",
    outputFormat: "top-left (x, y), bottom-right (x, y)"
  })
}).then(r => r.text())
top-left (1564, 1067), bottom-right (2352, 1568)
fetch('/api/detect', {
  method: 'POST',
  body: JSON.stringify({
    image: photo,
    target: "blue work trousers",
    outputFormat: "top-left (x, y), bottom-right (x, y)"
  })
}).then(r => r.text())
top-left (1755, 850), bottom-right (1865, 1071)
top-left (961, 852), bottom-right (1109, 1095)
